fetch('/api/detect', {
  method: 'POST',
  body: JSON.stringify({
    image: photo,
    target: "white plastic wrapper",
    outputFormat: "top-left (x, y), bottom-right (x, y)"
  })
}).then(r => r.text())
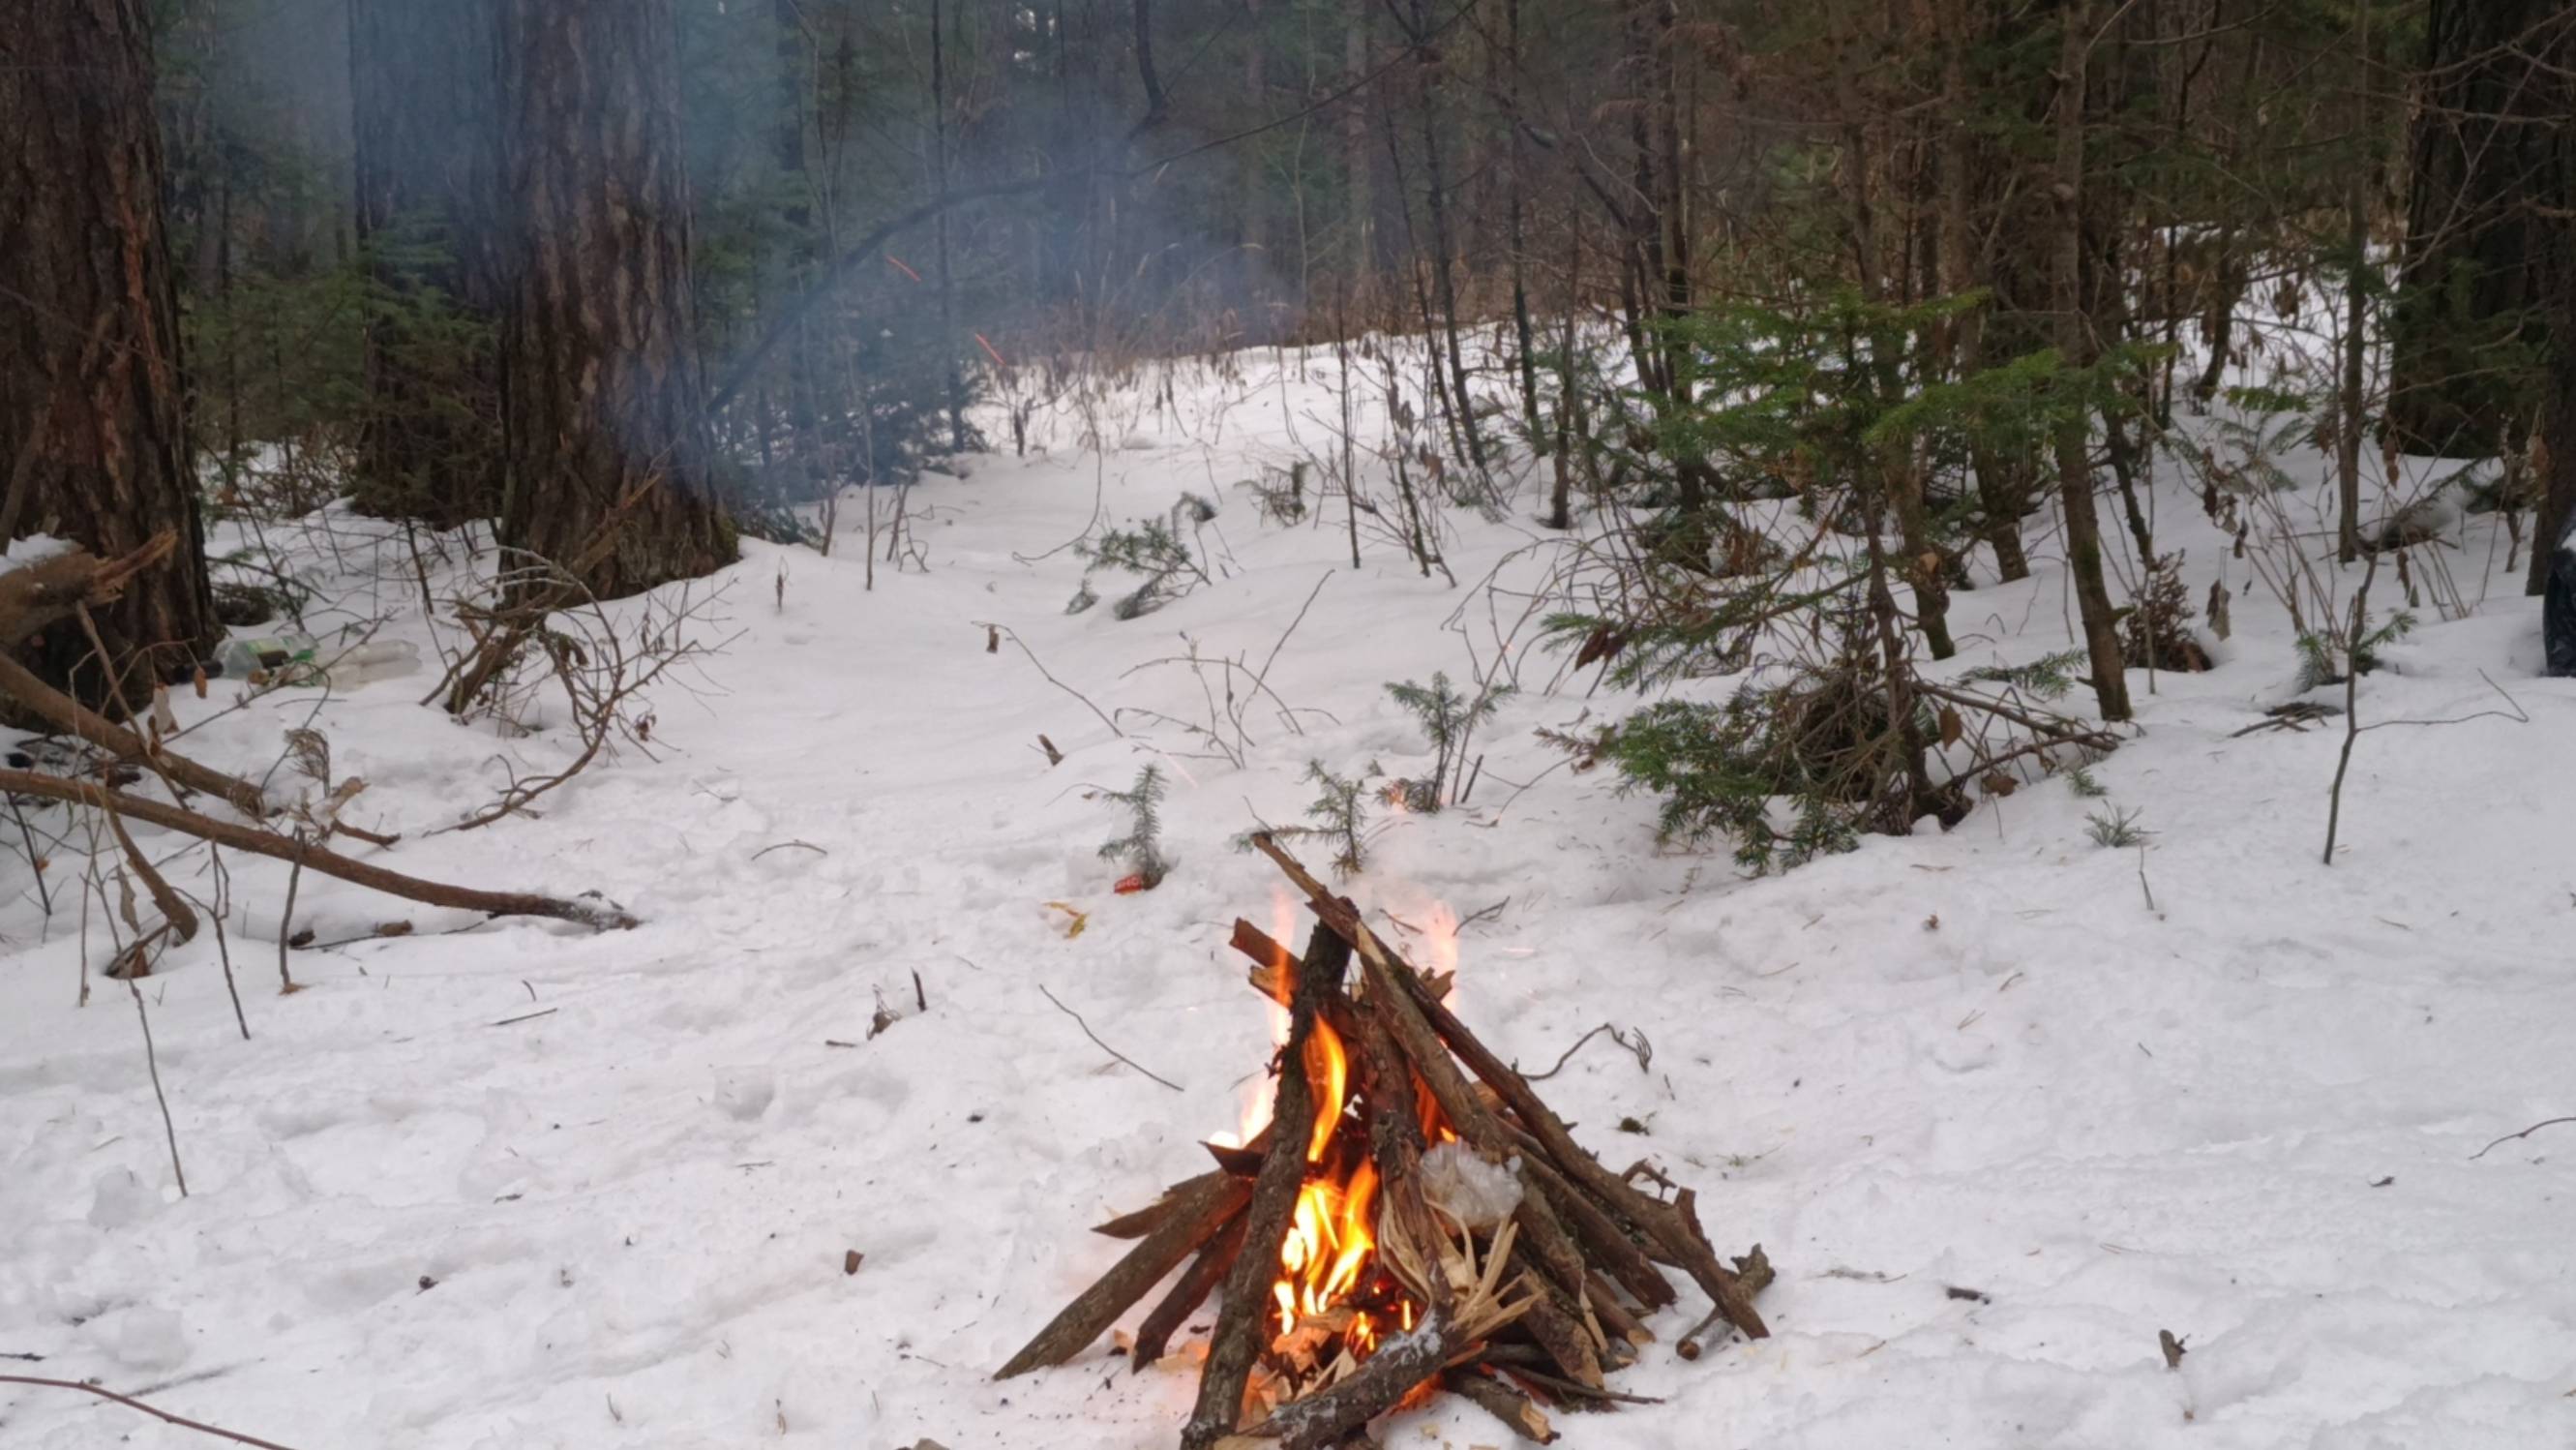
top-left (1420, 1140), bottom-right (1523, 1229)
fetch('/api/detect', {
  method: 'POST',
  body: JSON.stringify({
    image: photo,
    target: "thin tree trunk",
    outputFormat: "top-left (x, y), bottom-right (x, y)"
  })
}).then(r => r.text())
top-left (2049, 0), bottom-right (2131, 722)
top-left (495, 0), bottom-right (735, 600)
top-left (931, 0), bottom-right (970, 450)
top-left (0, 0), bottom-right (215, 708)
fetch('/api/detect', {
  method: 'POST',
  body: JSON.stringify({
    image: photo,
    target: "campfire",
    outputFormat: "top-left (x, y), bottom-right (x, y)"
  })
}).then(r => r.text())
top-left (997, 836), bottom-right (1775, 1447)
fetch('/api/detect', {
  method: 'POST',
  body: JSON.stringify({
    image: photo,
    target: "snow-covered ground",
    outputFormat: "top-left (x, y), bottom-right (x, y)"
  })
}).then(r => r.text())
top-left (5, 345), bottom-right (2575, 1450)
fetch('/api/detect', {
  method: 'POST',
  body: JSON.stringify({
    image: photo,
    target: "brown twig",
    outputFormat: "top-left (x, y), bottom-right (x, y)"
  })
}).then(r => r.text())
top-left (1037, 983), bottom-right (1184, 1092)
top-left (126, 980), bottom-right (186, 1197)
top-left (2470, 1114), bottom-right (2576, 1161)
top-left (0, 1374), bottom-right (301, 1450)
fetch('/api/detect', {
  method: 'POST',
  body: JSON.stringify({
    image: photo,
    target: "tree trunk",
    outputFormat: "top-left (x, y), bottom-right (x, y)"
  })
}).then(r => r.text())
top-left (348, 0), bottom-right (506, 526)
top-left (1341, 1), bottom-right (1373, 313)
top-left (2049, 0), bottom-right (2131, 722)
top-left (0, 0), bottom-right (215, 707)
top-left (495, 0), bottom-right (735, 600)
top-left (2387, 0), bottom-right (2560, 458)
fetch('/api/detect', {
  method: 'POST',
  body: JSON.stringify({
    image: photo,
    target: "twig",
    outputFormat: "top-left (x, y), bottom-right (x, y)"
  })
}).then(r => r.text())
top-left (1522, 1022), bottom-right (1651, 1082)
top-left (127, 981), bottom-right (186, 1197)
top-left (0, 1374), bottom-right (301, 1450)
top-left (2470, 1115), bottom-right (2576, 1161)
top-left (490, 1007), bottom-right (559, 1028)
top-left (978, 623), bottom-right (1125, 740)
top-left (277, 834), bottom-right (306, 993)
top-left (751, 839), bottom-right (828, 861)
top-left (1036, 983), bottom-right (1183, 1092)
top-left (206, 845), bottom-right (249, 1040)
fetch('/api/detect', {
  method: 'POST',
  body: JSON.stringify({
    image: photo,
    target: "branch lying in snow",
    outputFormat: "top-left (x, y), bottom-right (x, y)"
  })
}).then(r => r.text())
top-left (2470, 1115), bottom-right (2576, 1161)
top-left (0, 1374), bottom-right (304, 1450)
top-left (1037, 983), bottom-right (1183, 1092)
top-left (0, 770), bottom-right (635, 931)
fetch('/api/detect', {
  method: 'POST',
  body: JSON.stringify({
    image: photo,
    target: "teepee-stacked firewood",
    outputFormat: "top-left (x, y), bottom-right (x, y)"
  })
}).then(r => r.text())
top-left (996, 835), bottom-right (1774, 1448)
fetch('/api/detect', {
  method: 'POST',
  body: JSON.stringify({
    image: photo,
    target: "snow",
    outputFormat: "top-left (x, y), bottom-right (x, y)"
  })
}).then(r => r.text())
top-left (5, 342), bottom-right (2576, 1450)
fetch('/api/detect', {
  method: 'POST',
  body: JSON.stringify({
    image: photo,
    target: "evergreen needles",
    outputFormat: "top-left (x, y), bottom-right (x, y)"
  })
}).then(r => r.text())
top-left (1096, 765), bottom-right (1171, 889)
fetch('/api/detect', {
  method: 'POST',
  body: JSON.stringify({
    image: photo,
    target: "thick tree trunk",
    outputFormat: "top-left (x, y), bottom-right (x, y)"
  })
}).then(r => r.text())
top-left (0, 0), bottom-right (215, 707)
top-left (495, 0), bottom-right (735, 600)
top-left (348, 0), bottom-right (506, 526)
top-left (2387, 0), bottom-right (2561, 458)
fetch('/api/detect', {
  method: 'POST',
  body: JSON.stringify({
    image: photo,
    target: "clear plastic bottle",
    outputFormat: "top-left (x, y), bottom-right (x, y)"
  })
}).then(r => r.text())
top-left (215, 634), bottom-right (318, 685)
top-left (318, 639), bottom-right (422, 687)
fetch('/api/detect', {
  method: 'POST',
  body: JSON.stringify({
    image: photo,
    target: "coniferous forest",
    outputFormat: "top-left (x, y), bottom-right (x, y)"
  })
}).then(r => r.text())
top-left (2, 3), bottom-right (2574, 1447)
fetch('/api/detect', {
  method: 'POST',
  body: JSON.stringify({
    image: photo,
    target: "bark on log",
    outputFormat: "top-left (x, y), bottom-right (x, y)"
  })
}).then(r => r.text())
top-left (1441, 1367), bottom-right (1558, 1444)
top-left (1211, 1301), bottom-right (1470, 1450)
top-left (1133, 1210), bottom-right (1248, 1370)
top-left (1181, 922), bottom-right (1348, 1450)
top-left (0, 770), bottom-right (633, 930)
top-left (997, 1169), bottom-right (1252, 1378)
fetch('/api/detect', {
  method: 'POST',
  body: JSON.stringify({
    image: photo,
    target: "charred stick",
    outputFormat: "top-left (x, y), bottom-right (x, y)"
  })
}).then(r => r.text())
top-left (995, 1170), bottom-right (1251, 1378)
top-left (1132, 1209), bottom-right (1248, 1370)
top-left (1212, 1301), bottom-right (1471, 1450)
top-left (1441, 1368), bottom-right (1559, 1444)
top-left (1180, 922), bottom-right (1349, 1450)
top-left (1093, 1171), bottom-right (1230, 1239)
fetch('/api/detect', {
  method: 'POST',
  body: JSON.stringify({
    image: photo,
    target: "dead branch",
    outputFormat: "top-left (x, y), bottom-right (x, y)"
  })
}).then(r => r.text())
top-left (2470, 1114), bottom-right (2576, 1161)
top-left (127, 979), bottom-right (187, 1196)
top-left (1038, 983), bottom-right (1185, 1092)
top-left (0, 1374), bottom-right (301, 1450)
top-left (0, 770), bottom-right (635, 930)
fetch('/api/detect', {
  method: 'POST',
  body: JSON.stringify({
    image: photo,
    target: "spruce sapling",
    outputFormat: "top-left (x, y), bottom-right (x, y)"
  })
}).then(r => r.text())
top-left (1096, 765), bottom-right (1171, 889)
top-left (2084, 804), bottom-right (2148, 849)
top-left (1385, 672), bottom-right (1512, 811)
top-left (1241, 760), bottom-right (1378, 877)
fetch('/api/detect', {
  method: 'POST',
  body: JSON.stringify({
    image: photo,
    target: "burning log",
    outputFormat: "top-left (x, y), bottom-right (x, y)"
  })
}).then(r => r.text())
top-left (1181, 923), bottom-right (1348, 1450)
top-left (995, 837), bottom-right (1774, 1445)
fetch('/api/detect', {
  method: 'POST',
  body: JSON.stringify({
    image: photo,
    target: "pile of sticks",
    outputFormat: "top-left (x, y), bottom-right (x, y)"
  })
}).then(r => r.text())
top-left (995, 835), bottom-right (1773, 1448)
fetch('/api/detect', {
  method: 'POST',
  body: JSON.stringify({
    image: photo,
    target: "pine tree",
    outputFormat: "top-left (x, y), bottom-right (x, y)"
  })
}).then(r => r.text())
top-left (495, 0), bottom-right (736, 599)
top-left (0, 0), bottom-right (216, 707)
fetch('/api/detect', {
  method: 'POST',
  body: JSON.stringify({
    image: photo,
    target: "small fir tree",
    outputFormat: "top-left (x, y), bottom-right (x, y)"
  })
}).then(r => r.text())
top-left (1385, 673), bottom-right (1511, 811)
top-left (1096, 765), bottom-right (1171, 889)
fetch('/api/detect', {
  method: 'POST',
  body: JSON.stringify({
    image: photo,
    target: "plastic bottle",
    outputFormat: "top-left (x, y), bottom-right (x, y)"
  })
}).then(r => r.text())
top-left (318, 639), bottom-right (422, 687)
top-left (215, 634), bottom-right (319, 685)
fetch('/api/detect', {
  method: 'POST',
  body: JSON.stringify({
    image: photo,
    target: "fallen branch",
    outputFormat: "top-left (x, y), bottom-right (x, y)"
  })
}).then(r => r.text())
top-left (0, 1374), bottom-right (302, 1450)
top-left (0, 770), bottom-right (635, 930)
top-left (2470, 1114), bottom-right (2576, 1161)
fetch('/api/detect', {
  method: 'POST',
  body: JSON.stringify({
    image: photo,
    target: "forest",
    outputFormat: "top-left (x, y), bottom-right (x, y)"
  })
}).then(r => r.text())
top-left (1, 1), bottom-right (2573, 1447)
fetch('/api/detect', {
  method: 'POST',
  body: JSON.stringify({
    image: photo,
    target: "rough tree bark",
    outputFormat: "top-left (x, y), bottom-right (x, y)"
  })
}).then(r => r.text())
top-left (2387, 0), bottom-right (2566, 459)
top-left (2048, 0), bottom-right (2132, 722)
top-left (0, 0), bottom-right (215, 709)
top-left (348, 0), bottom-right (506, 526)
top-left (495, 0), bottom-right (736, 600)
